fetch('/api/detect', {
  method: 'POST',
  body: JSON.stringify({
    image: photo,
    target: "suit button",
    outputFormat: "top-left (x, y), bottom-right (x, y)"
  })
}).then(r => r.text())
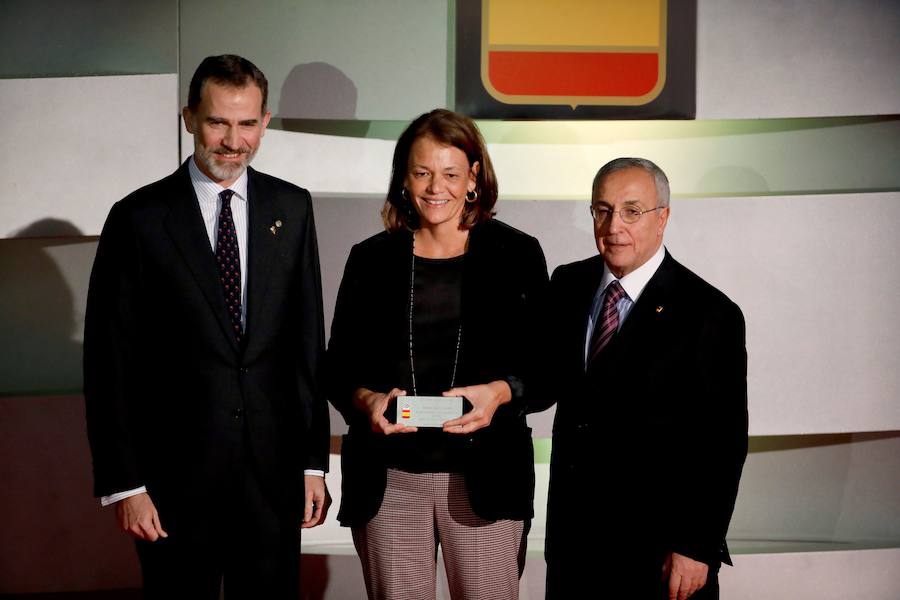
top-left (232, 408), bottom-right (242, 420)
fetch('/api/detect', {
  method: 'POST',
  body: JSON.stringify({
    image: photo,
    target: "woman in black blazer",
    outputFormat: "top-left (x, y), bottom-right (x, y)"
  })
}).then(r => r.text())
top-left (327, 109), bottom-right (548, 600)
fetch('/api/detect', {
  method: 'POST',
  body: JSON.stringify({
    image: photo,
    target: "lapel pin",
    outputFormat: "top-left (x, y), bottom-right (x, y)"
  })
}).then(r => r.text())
top-left (270, 219), bottom-right (283, 235)
top-left (655, 305), bottom-right (664, 313)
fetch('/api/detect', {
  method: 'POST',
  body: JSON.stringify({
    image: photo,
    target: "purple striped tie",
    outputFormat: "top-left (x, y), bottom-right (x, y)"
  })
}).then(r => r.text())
top-left (588, 280), bottom-right (625, 364)
top-left (216, 189), bottom-right (242, 343)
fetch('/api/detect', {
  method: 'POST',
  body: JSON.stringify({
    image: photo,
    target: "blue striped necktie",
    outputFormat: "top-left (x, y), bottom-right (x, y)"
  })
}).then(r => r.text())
top-left (588, 280), bottom-right (625, 364)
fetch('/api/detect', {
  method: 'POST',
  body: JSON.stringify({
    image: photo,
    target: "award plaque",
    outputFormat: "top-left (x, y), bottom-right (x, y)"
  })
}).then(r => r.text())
top-left (395, 395), bottom-right (464, 428)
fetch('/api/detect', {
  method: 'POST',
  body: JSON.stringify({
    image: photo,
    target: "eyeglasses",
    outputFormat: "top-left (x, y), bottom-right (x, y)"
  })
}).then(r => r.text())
top-left (590, 204), bottom-right (663, 224)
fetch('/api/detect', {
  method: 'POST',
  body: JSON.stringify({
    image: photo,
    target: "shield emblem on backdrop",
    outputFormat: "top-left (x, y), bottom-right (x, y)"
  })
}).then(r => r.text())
top-left (481, 0), bottom-right (667, 107)
top-left (456, 0), bottom-right (693, 119)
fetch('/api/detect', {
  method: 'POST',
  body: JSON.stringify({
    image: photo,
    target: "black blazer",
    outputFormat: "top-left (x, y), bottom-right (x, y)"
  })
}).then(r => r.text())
top-left (539, 251), bottom-right (747, 580)
top-left (84, 161), bottom-right (329, 519)
top-left (326, 219), bottom-right (548, 526)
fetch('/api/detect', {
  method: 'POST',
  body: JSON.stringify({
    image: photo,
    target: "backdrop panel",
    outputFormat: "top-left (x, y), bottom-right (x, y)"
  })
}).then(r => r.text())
top-left (0, 75), bottom-right (179, 238)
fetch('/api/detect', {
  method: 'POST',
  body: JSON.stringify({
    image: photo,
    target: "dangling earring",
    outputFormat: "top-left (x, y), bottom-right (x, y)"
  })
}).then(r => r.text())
top-left (466, 189), bottom-right (478, 203)
top-left (400, 188), bottom-right (417, 221)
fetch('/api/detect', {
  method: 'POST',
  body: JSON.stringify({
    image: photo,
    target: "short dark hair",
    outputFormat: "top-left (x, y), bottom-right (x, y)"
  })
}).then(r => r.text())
top-left (592, 157), bottom-right (670, 207)
top-left (187, 54), bottom-right (268, 113)
top-left (382, 109), bottom-right (498, 232)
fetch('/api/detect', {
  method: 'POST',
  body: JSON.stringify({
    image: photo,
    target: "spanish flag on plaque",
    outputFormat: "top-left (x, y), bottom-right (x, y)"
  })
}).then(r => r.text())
top-left (482, 0), bottom-right (666, 106)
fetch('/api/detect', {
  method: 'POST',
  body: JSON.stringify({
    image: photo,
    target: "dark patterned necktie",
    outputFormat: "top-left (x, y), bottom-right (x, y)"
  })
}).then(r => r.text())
top-left (216, 189), bottom-right (242, 343)
top-left (587, 280), bottom-right (625, 364)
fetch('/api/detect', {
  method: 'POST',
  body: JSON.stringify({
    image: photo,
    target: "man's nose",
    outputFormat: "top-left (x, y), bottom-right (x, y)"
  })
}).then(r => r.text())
top-left (222, 127), bottom-right (240, 149)
top-left (605, 210), bottom-right (625, 233)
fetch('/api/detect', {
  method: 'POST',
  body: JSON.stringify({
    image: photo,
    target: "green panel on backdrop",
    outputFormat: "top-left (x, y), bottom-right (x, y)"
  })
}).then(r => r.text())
top-left (178, 0), bottom-right (448, 120)
top-left (0, 0), bottom-right (177, 78)
top-left (272, 115), bottom-right (896, 142)
top-left (271, 115), bottom-right (900, 197)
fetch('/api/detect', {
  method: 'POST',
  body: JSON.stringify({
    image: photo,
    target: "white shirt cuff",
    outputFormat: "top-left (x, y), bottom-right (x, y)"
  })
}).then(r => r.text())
top-left (304, 469), bottom-right (325, 478)
top-left (100, 485), bottom-right (147, 507)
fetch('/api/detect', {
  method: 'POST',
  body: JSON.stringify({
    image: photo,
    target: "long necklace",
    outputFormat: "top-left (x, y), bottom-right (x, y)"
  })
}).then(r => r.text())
top-left (408, 235), bottom-right (463, 396)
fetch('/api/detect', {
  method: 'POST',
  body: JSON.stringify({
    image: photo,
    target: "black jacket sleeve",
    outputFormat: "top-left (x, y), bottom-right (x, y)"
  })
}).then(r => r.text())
top-left (83, 200), bottom-right (145, 497)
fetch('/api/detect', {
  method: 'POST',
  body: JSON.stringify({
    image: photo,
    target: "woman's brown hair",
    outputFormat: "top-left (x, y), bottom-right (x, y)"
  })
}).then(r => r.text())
top-left (382, 109), bottom-right (498, 232)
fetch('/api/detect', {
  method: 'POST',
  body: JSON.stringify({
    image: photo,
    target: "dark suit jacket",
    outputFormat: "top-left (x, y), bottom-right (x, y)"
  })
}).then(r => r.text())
top-left (326, 219), bottom-right (548, 526)
top-left (84, 160), bottom-right (329, 524)
top-left (538, 251), bottom-right (747, 595)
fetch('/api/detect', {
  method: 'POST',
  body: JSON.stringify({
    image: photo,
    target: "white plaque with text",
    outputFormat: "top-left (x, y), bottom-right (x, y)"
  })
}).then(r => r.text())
top-left (395, 395), bottom-right (464, 428)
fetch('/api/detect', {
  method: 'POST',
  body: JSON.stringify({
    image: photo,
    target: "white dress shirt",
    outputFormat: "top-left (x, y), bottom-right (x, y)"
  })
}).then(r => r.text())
top-left (583, 244), bottom-right (666, 367)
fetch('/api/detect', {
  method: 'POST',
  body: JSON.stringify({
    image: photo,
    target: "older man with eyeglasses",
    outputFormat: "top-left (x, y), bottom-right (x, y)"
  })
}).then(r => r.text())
top-left (533, 158), bottom-right (749, 600)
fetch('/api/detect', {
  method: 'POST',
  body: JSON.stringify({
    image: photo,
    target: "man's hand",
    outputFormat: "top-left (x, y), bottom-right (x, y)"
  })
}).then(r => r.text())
top-left (662, 552), bottom-right (708, 600)
top-left (301, 475), bottom-right (332, 529)
top-left (115, 492), bottom-right (168, 542)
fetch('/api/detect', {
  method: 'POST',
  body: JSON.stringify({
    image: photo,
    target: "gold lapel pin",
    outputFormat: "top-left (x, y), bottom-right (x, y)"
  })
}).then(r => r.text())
top-left (270, 219), bottom-right (283, 235)
top-left (655, 306), bottom-right (664, 313)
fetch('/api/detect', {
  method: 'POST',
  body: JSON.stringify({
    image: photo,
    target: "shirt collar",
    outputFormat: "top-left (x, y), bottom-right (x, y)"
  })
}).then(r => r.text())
top-left (188, 155), bottom-right (249, 203)
top-left (600, 244), bottom-right (666, 304)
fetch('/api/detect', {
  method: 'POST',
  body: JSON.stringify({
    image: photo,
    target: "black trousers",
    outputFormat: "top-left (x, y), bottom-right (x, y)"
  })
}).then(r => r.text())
top-left (134, 451), bottom-right (301, 599)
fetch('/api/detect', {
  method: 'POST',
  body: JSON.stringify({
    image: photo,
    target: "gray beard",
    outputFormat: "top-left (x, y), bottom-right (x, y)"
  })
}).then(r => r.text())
top-left (195, 145), bottom-right (256, 182)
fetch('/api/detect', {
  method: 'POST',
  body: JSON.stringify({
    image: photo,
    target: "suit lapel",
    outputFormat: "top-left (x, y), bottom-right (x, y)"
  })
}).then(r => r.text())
top-left (613, 251), bottom-right (678, 352)
top-left (570, 256), bottom-right (606, 366)
top-left (583, 251), bottom-right (677, 372)
top-left (244, 168), bottom-right (280, 357)
top-left (460, 225), bottom-right (488, 331)
top-left (164, 162), bottom-right (241, 354)
top-left (546, 255), bottom-right (606, 376)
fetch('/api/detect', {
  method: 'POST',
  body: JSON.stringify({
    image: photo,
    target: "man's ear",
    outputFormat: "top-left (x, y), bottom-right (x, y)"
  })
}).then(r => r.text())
top-left (657, 206), bottom-right (670, 237)
top-left (182, 107), bottom-right (196, 134)
top-left (260, 110), bottom-right (272, 137)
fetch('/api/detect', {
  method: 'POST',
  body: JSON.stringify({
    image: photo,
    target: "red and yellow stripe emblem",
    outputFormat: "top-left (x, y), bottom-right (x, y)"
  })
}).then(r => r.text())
top-left (481, 0), bottom-right (667, 106)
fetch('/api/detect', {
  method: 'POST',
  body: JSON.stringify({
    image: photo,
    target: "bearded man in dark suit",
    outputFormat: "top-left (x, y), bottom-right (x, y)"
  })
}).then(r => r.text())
top-left (539, 158), bottom-right (748, 600)
top-left (84, 54), bottom-right (330, 598)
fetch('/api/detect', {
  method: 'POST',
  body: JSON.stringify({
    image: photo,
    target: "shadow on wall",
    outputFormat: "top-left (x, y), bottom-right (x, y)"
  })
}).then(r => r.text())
top-left (0, 219), bottom-right (88, 396)
top-left (278, 62), bottom-right (358, 119)
top-left (0, 219), bottom-right (142, 593)
top-left (11, 218), bottom-right (85, 239)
